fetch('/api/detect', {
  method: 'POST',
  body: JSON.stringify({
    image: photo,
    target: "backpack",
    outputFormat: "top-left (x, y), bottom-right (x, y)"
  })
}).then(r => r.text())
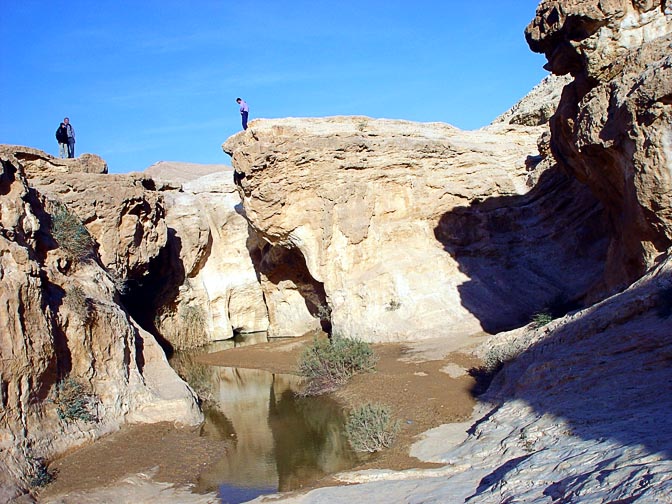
top-left (56, 125), bottom-right (68, 143)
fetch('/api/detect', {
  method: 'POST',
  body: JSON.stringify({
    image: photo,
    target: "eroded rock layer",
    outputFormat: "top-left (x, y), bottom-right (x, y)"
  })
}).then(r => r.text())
top-left (527, 0), bottom-right (672, 289)
top-left (0, 149), bottom-right (201, 501)
top-left (143, 165), bottom-right (270, 347)
top-left (224, 117), bottom-right (608, 340)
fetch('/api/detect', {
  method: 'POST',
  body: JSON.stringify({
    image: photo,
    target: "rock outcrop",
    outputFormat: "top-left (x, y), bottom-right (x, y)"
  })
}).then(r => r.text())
top-left (0, 149), bottom-right (202, 501)
top-left (242, 2), bottom-right (672, 502)
top-left (13, 151), bottom-right (267, 350)
top-left (143, 164), bottom-right (269, 347)
top-left (255, 255), bottom-right (672, 503)
top-left (16, 147), bottom-right (166, 282)
top-left (492, 73), bottom-right (572, 126)
top-left (527, 0), bottom-right (672, 290)
top-left (223, 116), bottom-right (608, 341)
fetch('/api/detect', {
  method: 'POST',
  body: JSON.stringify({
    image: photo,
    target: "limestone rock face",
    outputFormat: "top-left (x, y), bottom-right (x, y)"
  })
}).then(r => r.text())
top-left (223, 117), bottom-right (607, 341)
top-left (2, 145), bottom-right (108, 174)
top-left (142, 164), bottom-right (269, 348)
top-left (526, 1), bottom-right (672, 289)
top-left (492, 73), bottom-right (572, 126)
top-left (0, 150), bottom-right (201, 500)
top-left (14, 146), bottom-right (166, 282)
top-left (261, 256), bottom-right (672, 503)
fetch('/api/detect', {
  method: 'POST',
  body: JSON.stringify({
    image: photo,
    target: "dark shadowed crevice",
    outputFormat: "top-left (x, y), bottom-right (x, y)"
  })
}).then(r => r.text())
top-left (249, 237), bottom-right (331, 334)
top-left (119, 228), bottom-right (185, 356)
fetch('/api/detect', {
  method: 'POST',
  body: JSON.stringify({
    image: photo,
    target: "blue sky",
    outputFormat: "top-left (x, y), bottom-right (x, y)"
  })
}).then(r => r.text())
top-left (1, 1), bottom-right (547, 174)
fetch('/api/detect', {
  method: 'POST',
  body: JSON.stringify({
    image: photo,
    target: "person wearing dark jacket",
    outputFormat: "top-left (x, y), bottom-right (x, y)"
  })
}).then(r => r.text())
top-left (63, 117), bottom-right (75, 158)
top-left (55, 122), bottom-right (69, 158)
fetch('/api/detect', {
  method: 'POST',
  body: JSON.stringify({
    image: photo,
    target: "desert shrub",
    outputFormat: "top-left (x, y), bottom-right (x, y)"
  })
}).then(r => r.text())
top-left (385, 299), bottom-right (401, 311)
top-left (298, 336), bottom-right (377, 396)
top-left (27, 456), bottom-right (54, 488)
top-left (53, 378), bottom-right (99, 424)
top-left (531, 311), bottom-right (553, 328)
top-left (345, 403), bottom-right (400, 453)
top-left (50, 202), bottom-right (94, 260)
top-left (66, 286), bottom-right (94, 326)
top-left (178, 304), bottom-right (207, 349)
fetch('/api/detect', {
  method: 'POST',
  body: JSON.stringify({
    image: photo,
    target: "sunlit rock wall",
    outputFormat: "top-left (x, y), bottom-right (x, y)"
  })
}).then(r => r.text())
top-left (0, 149), bottom-right (201, 501)
top-left (144, 164), bottom-right (270, 348)
top-left (224, 114), bottom-right (607, 341)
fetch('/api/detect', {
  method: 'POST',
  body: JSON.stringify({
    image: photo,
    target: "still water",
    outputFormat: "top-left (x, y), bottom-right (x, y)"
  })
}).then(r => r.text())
top-left (170, 334), bottom-right (358, 504)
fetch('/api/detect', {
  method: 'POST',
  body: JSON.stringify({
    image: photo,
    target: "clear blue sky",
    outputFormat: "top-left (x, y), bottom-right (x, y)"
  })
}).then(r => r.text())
top-left (1, 1), bottom-right (547, 174)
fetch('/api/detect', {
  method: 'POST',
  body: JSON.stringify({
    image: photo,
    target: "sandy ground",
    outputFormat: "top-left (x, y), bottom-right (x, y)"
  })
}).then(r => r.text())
top-left (36, 332), bottom-right (487, 502)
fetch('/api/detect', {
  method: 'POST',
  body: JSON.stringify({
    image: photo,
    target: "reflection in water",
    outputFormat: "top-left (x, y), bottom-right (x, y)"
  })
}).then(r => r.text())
top-left (170, 335), bottom-right (357, 502)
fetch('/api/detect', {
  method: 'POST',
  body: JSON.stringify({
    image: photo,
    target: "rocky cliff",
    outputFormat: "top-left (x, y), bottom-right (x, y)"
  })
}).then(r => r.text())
top-left (141, 163), bottom-right (269, 347)
top-left (223, 110), bottom-right (610, 341)
top-left (16, 152), bottom-right (268, 350)
top-left (0, 149), bottom-right (202, 501)
top-left (527, 0), bottom-right (672, 290)
top-left (235, 1), bottom-right (672, 502)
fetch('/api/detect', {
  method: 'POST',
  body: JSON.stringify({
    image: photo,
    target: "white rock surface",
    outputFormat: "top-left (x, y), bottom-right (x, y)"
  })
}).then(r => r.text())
top-left (147, 166), bottom-right (270, 348)
top-left (224, 117), bottom-right (550, 342)
top-left (248, 255), bottom-right (672, 503)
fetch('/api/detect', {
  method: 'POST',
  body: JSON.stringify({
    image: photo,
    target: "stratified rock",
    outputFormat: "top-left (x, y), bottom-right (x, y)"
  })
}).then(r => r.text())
top-left (0, 150), bottom-right (201, 500)
top-left (526, 1), bottom-right (672, 290)
top-left (223, 117), bottom-right (607, 341)
top-left (1, 144), bottom-right (108, 174)
top-left (492, 73), bottom-right (572, 126)
top-left (145, 164), bottom-right (270, 347)
top-left (11, 146), bottom-right (166, 282)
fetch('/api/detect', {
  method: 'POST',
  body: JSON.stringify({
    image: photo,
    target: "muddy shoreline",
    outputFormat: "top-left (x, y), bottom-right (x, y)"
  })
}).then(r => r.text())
top-left (37, 333), bottom-right (486, 502)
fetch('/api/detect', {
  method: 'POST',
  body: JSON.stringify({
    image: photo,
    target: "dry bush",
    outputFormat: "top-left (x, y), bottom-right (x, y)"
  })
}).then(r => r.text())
top-left (298, 336), bottom-right (377, 396)
top-left (53, 377), bottom-right (99, 424)
top-left (345, 403), bottom-right (400, 453)
top-left (50, 202), bottom-right (94, 260)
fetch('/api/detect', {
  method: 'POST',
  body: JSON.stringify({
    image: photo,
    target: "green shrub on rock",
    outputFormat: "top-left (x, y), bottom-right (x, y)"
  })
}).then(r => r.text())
top-left (53, 377), bottom-right (99, 424)
top-left (50, 202), bottom-right (95, 260)
top-left (531, 311), bottom-right (553, 328)
top-left (27, 455), bottom-right (54, 488)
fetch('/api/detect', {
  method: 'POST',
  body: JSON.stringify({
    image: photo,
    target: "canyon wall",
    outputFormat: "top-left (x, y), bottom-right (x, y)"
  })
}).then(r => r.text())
top-left (143, 164), bottom-right (270, 346)
top-left (0, 149), bottom-right (202, 501)
top-left (243, 2), bottom-right (672, 502)
top-left (223, 111), bottom-right (608, 341)
top-left (19, 151), bottom-right (269, 349)
top-left (527, 0), bottom-right (672, 289)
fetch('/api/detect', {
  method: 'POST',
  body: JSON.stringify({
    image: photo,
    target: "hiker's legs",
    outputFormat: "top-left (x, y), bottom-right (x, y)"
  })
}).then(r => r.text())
top-left (242, 111), bottom-right (248, 130)
top-left (59, 143), bottom-right (68, 158)
top-left (68, 140), bottom-right (75, 158)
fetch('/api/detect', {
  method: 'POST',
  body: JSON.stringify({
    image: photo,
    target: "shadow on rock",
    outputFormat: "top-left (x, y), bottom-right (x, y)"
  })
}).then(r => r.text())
top-left (434, 165), bottom-right (610, 333)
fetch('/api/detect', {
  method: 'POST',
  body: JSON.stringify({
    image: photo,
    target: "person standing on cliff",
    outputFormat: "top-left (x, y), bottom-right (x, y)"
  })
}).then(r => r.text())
top-left (63, 117), bottom-right (76, 158)
top-left (236, 98), bottom-right (249, 130)
top-left (55, 122), bottom-right (69, 158)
